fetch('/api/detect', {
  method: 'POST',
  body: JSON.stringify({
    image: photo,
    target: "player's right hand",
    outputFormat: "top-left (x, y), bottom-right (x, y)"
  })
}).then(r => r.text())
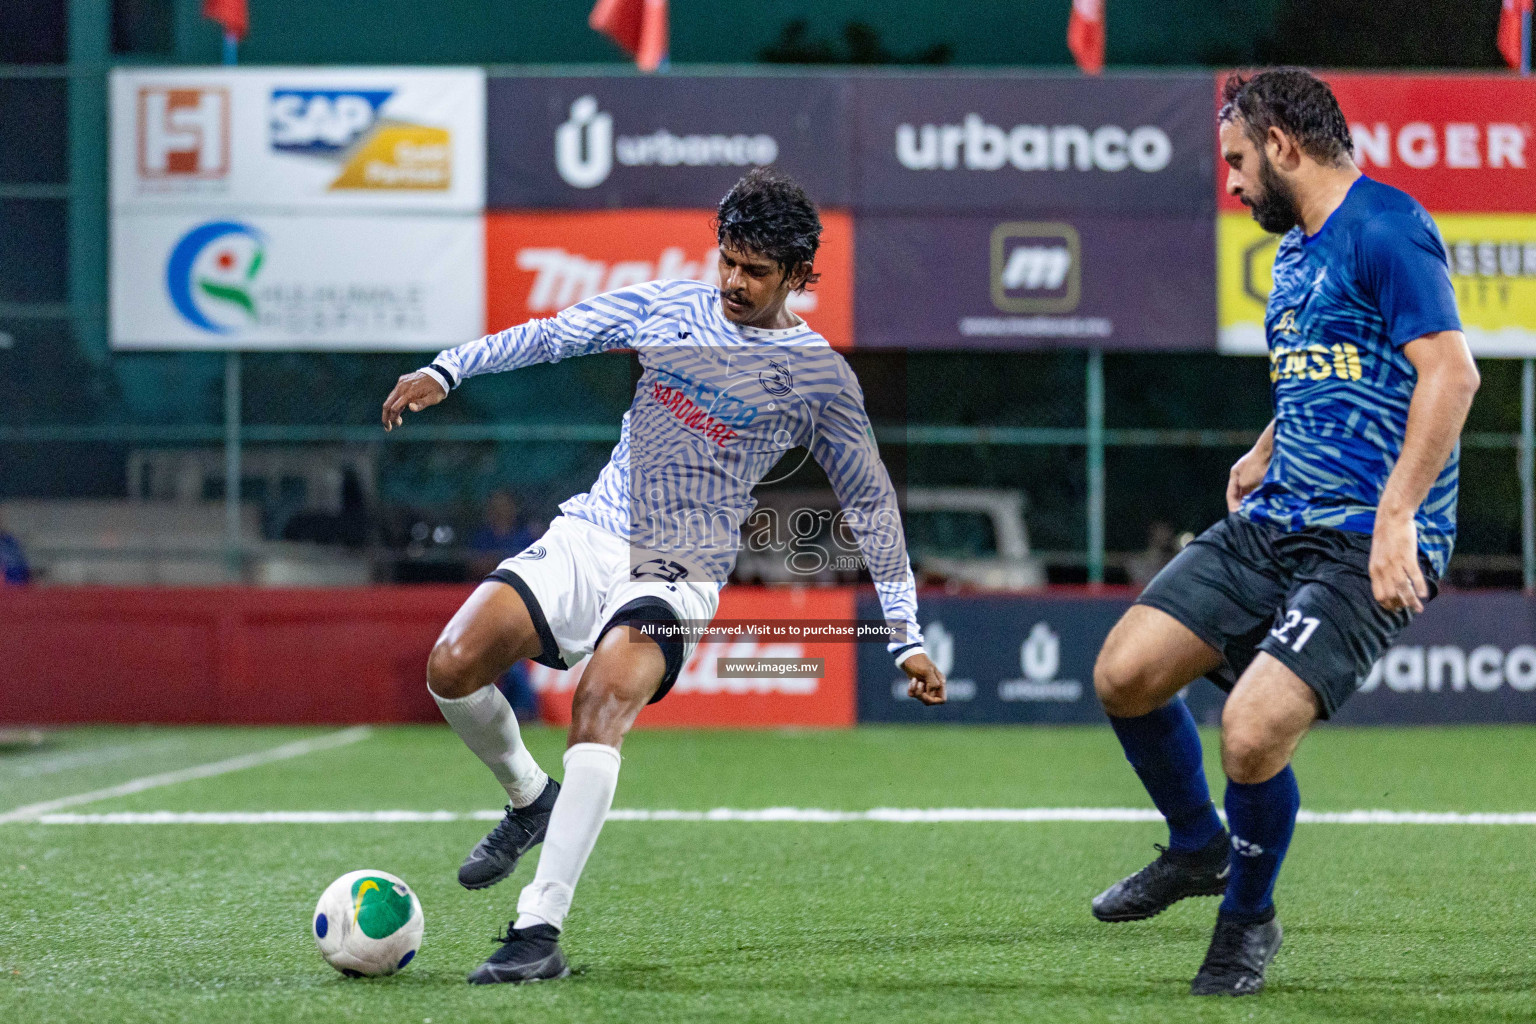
top-left (1225, 446), bottom-right (1270, 513)
top-left (382, 371), bottom-right (448, 431)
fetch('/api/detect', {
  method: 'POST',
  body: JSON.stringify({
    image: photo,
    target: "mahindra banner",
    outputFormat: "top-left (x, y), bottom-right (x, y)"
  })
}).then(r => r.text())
top-left (528, 587), bottom-right (858, 728)
top-left (857, 591), bottom-right (1536, 725)
top-left (110, 67), bottom-right (484, 212)
top-left (1218, 73), bottom-right (1536, 357)
top-left (485, 210), bottom-right (854, 346)
top-left (110, 213), bottom-right (483, 350)
top-left (487, 76), bottom-right (852, 208)
top-left (855, 215), bottom-right (1214, 349)
top-left (853, 74), bottom-right (1214, 214)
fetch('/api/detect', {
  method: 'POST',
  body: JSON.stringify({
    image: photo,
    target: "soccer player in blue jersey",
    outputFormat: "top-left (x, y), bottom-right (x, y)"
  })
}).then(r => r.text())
top-left (1089, 69), bottom-right (1480, 996)
top-left (381, 168), bottom-right (946, 984)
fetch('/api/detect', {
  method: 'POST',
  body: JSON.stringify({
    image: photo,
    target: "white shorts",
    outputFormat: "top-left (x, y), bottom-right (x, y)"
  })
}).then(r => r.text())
top-left (489, 515), bottom-right (721, 699)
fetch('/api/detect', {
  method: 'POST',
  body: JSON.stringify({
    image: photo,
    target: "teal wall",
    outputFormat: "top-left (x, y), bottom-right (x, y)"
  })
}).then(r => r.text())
top-left (166, 0), bottom-right (1281, 68)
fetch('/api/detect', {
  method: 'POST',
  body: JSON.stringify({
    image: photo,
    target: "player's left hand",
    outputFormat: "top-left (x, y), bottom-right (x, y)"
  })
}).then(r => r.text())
top-left (902, 652), bottom-right (946, 705)
top-left (1369, 512), bottom-right (1428, 614)
top-left (381, 371), bottom-right (448, 431)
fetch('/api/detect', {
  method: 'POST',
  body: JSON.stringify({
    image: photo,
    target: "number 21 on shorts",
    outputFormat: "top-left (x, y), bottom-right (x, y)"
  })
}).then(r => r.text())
top-left (1270, 608), bottom-right (1320, 652)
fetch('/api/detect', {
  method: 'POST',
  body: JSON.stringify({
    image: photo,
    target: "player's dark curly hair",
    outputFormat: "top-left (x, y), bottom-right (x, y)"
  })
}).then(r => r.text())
top-left (715, 167), bottom-right (822, 291)
top-left (1220, 68), bottom-right (1354, 167)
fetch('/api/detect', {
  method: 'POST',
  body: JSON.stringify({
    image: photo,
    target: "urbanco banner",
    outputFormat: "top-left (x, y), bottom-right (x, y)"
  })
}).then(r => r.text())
top-left (487, 76), bottom-right (852, 209)
top-left (111, 212), bottom-right (484, 351)
top-left (484, 209), bottom-right (854, 346)
top-left (858, 590), bottom-right (1536, 725)
top-left (856, 592), bottom-right (1139, 724)
top-left (853, 73), bottom-right (1215, 214)
top-left (855, 215), bottom-right (1215, 350)
top-left (110, 67), bottom-right (485, 212)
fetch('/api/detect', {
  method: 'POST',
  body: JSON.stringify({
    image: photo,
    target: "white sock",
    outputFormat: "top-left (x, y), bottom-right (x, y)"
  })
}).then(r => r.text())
top-left (514, 742), bottom-right (621, 931)
top-left (432, 684), bottom-right (548, 807)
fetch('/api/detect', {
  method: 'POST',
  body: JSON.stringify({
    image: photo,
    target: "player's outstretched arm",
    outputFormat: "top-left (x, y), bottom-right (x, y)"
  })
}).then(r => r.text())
top-left (1226, 419), bottom-right (1275, 512)
top-left (1371, 330), bottom-right (1479, 612)
top-left (381, 371), bottom-right (448, 431)
top-left (810, 369), bottom-right (943, 703)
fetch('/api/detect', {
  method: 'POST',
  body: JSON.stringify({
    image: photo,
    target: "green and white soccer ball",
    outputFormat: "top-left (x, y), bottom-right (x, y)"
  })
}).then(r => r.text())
top-left (312, 869), bottom-right (424, 977)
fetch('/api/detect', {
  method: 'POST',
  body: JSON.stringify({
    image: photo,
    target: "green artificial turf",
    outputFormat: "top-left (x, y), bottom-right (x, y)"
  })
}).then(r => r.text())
top-left (1, 724), bottom-right (1533, 1023)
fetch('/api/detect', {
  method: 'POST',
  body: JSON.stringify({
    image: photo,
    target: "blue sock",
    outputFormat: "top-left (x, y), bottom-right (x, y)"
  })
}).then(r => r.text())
top-left (1221, 766), bottom-right (1300, 923)
top-left (1109, 698), bottom-right (1223, 852)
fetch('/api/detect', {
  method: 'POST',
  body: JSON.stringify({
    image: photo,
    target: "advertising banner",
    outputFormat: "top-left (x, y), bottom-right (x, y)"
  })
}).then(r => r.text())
top-left (1219, 212), bottom-right (1536, 356)
top-left (1216, 74), bottom-right (1536, 218)
top-left (855, 215), bottom-right (1214, 349)
top-left (530, 587), bottom-right (858, 728)
top-left (856, 592), bottom-right (1137, 724)
top-left (487, 76), bottom-right (852, 209)
top-left (1217, 73), bottom-right (1536, 356)
top-left (853, 74), bottom-right (1215, 214)
top-left (1334, 591), bottom-right (1536, 725)
top-left (110, 212), bottom-right (483, 351)
top-left (484, 209), bottom-right (854, 345)
top-left (857, 590), bottom-right (1536, 726)
top-left (110, 67), bottom-right (485, 212)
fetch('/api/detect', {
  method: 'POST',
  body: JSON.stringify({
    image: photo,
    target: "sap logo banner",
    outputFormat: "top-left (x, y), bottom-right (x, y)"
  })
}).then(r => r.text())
top-left (110, 212), bottom-right (484, 351)
top-left (270, 90), bottom-right (391, 153)
top-left (111, 68), bottom-right (484, 213)
top-left (136, 86), bottom-right (230, 186)
top-left (859, 594), bottom-right (1134, 723)
top-left (487, 77), bottom-right (850, 208)
top-left (270, 89), bottom-right (451, 192)
top-left (991, 222), bottom-right (1081, 313)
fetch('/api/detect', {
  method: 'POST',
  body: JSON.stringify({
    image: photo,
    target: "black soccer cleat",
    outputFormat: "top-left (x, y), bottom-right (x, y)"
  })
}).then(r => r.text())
top-left (1091, 829), bottom-right (1231, 922)
top-left (1190, 912), bottom-right (1283, 996)
top-left (458, 778), bottom-right (560, 890)
top-left (466, 922), bottom-right (570, 985)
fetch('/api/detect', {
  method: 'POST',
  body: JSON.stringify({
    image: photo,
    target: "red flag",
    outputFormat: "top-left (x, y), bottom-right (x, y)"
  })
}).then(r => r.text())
top-left (203, 0), bottom-right (248, 40)
top-left (590, 0), bottom-right (668, 73)
top-left (1499, 0), bottom-right (1533, 70)
top-left (1067, 0), bottom-right (1105, 75)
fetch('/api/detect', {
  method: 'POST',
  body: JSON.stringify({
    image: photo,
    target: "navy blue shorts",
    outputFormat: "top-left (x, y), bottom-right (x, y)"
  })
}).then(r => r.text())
top-left (1136, 514), bottom-right (1434, 718)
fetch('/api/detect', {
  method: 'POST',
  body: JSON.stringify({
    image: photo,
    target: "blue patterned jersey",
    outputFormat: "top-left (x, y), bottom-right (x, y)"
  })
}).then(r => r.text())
top-left (1239, 176), bottom-right (1463, 576)
top-left (428, 279), bottom-right (924, 660)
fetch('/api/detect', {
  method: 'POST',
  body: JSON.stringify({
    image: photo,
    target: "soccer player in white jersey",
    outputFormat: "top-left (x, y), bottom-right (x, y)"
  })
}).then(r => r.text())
top-left (381, 168), bottom-right (947, 984)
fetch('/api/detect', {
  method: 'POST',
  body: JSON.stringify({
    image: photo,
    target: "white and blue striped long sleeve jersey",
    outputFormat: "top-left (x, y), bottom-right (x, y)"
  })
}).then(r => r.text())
top-left (426, 279), bottom-right (925, 663)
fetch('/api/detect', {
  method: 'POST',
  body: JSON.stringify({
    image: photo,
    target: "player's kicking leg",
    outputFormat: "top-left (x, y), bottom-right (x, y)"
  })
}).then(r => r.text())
top-left (428, 583), bottom-right (561, 890)
top-left (1186, 652), bottom-right (1311, 996)
top-left (467, 623), bottom-right (669, 985)
top-left (1090, 605), bottom-right (1232, 922)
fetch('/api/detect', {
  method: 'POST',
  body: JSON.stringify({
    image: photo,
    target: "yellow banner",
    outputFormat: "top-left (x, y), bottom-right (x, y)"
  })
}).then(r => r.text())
top-left (1219, 212), bottom-right (1536, 357)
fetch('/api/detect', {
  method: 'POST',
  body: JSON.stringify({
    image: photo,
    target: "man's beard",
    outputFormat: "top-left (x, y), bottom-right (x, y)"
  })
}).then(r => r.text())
top-left (1246, 152), bottom-right (1302, 234)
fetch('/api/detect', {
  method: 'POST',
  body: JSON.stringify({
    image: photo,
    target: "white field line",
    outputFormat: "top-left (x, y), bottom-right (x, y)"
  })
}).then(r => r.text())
top-left (0, 727), bottom-right (373, 825)
top-left (23, 806), bottom-right (1536, 826)
top-left (1, 736), bottom-right (191, 779)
